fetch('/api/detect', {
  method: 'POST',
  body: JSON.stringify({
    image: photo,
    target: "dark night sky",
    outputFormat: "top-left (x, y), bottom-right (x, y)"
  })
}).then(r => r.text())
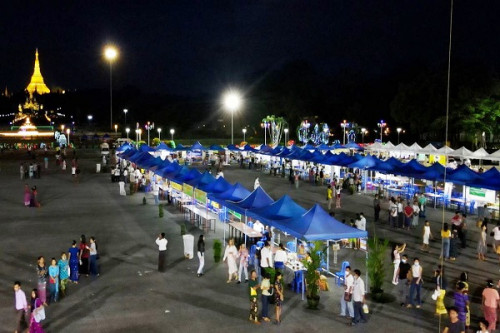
top-left (1, 1), bottom-right (500, 96)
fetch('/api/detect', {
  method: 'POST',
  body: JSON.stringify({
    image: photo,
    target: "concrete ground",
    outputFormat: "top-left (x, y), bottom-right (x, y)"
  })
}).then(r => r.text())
top-left (0, 150), bottom-right (497, 333)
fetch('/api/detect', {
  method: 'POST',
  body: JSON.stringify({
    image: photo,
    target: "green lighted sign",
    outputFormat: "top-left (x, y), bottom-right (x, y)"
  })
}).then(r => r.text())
top-left (469, 187), bottom-right (486, 197)
top-left (228, 209), bottom-right (242, 220)
top-left (195, 188), bottom-right (207, 204)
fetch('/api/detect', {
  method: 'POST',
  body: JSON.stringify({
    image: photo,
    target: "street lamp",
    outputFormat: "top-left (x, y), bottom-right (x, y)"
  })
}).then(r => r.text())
top-left (125, 127), bottom-right (130, 139)
top-left (361, 128), bottom-right (367, 144)
top-left (157, 128), bottom-right (162, 141)
top-left (222, 90), bottom-right (242, 145)
top-left (87, 115), bottom-right (93, 128)
top-left (242, 128), bottom-right (247, 142)
top-left (145, 121), bottom-right (154, 146)
top-left (377, 120), bottom-right (387, 142)
top-left (260, 121), bottom-right (270, 145)
top-left (114, 124), bottom-right (118, 134)
top-left (123, 108), bottom-right (128, 129)
top-left (397, 127), bottom-right (402, 144)
top-left (340, 120), bottom-right (348, 145)
top-left (284, 128), bottom-right (289, 146)
top-left (170, 128), bottom-right (175, 141)
top-left (66, 128), bottom-right (70, 147)
top-left (104, 45), bottom-right (118, 130)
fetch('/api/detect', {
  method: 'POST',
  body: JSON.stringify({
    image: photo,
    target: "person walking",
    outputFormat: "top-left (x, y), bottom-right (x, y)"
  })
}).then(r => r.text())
top-left (58, 252), bottom-right (69, 297)
top-left (254, 177), bottom-right (260, 190)
top-left (350, 269), bottom-right (367, 326)
top-left (155, 233), bottom-right (168, 272)
top-left (248, 270), bottom-right (260, 324)
top-left (79, 235), bottom-right (90, 276)
top-left (29, 288), bottom-right (45, 333)
top-left (340, 266), bottom-right (354, 322)
top-left (273, 243), bottom-right (287, 275)
top-left (48, 258), bottom-right (59, 303)
top-left (197, 235), bottom-right (205, 277)
top-left (326, 185), bottom-right (333, 211)
top-left (482, 280), bottom-right (500, 332)
top-left (389, 198), bottom-right (398, 228)
top-left (237, 243), bottom-right (249, 283)
top-left (274, 272), bottom-right (284, 324)
top-left (335, 185), bottom-right (342, 208)
top-left (13, 281), bottom-right (28, 333)
top-left (260, 272), bottom-right (272, 322)
top-left (442, 307), bottom-right (465, 333)
top-left (68, 240), bottom-right (79, 284)
top-left (223, 238), bottom-right (238, 283)
top-left (434, 269), bottom-right (447, 316)
top-left (373, 194), bottom-right (381, 222)
top-left (407, 258), bottom-right (423, 308)
top-left (24, 184), bottom-right (31, 207)
top-left (418, 193), bottom-right (426, 218)
top-left (478, 224), bottom-right (487, 261)
top-left (421, 220), bottom-right (433, 252)
top-left (441, 223), bottom-right (451, 260)
top-left (87, 237), bottom-right (99, 277)
top-left (36, 256), bottom-right (48, 306)
top-left (391, 243), bottom-right (406, 285)
top-left (119, 176), bottom-right (126, 196)
top-left (403, 201), bottom-right (413, 230)
top-left (152, 181), bottom-right (159, 204)
top-left (411, 200), bottom-right (420, 228)
top-left (397, 197), bottom-right (404, 228)
top-left (454, 282), bottom-right (469, 330)
top-left (395, 255), bottom-right (411, 307)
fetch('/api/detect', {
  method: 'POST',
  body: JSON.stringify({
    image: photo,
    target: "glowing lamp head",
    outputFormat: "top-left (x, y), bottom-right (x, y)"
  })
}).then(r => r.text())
top-left (170, 129), bottom-right (175, 135)
top-left (223, 90), bottom-right (242, 112)
top-left (104, 46), bottom-right (118, 61)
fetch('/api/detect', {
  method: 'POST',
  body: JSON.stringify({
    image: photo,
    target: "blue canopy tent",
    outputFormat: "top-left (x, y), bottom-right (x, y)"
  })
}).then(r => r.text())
top-left (344, 142), bottom-right (364, 151)
top-left (156, 142), bottom-right (173, 151)
top-left (469, 168), bottom-right (500, 191)
top-left (119, 148), bottom-right (137, 158)
top-left (134, 154), bottom-right (156, 168)
top-left (310, 150), bottom-right (327, 164)
top-left (190, 141), bottom-right (207, 151)
top-left (208, 144), bottom-right (225, 151)
top-left (224, 186), bottom-right (275, 216)
top-left (276, 147), bottom-right (291, 157)
top-left (139, 144), bottom-right (156, 152)
top-left (242, 144), bottom-right (258, 152)
top-left (164, 165), bottom-right (190, 181)
top-left (348, 155), bottom-right (378, 169)
top-left (302, 143), bottom-right (316, 150)
top-left (447, 164), bottom-right (482, 185)
top-left (116, 142), bottom-right (133, 152)
top-left (226, 144), bottom-right (240, 151)
top-left (186, 170), bottom-right (215, 187)
top-left (316, 143), bottom-right (331, 151)
top-left (154, 162), bottom-right (181, 178)
top-left (246, 194), bottom-right (306, 227)
top-left (208, 183), bottom-right (251, 206)
top-left (175, 144), bottom-right (188, 151)
top-left (297, 149), bottom-right (315, 161)
top-left (397, 159), bottom-right (428, 178)
top-left (140, 156), bottom-right (165, 169)
top-left (258, 145), bottom-right (274, 155)
top-left (128, 151), bottom-right (148, 163)
top-left (330, 143), bottom-right (345, 150)
top-left (172, 168), bottom-right (202, 183)
top-left (199, 176), bottom-right (231, 194)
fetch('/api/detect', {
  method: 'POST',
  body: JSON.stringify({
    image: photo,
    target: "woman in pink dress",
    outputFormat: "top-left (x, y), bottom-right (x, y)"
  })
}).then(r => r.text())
top-left (29, 289), bottom-right (45, 333)
top-left (24, 184), bottom-right (31, 207)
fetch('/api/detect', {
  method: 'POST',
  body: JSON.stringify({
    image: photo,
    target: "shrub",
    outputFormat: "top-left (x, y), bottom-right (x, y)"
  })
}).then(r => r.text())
top-left (213, 239), bottom-right (222, 263)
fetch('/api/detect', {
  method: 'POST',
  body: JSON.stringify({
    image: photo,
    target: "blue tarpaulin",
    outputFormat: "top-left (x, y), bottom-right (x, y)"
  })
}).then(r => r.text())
top-left (199, 176), bottom-right (231, 194)
top-left (208, 183), bottom-right (251, 205)
top-left (246, 194), bottom-right (306, 226)
top-left (224, 186), bottom-right (274, 215)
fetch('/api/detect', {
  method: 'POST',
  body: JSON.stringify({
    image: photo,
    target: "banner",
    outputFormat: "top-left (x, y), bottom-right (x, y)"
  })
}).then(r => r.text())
top-left (171, 181), bottom-right (182, 192)
top-left (469, 187), bottom-right (486, 198)
top-left (183, 183), bottom-right (194, 197)
top-left (195, 188), bottom-right (207, 204)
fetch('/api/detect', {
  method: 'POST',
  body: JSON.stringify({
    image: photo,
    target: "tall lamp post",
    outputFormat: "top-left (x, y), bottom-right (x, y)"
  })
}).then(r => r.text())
top-left (125, 128), bottom-right (130, 139)
top-left (284, 128), bottom-right (289, 146)
top-left (87, 115), bottom-right (93, 129)
top-left (340, 120), bottom-right (348, 145)
top-left (114, 124), bottom-right (118, 134)
top-left (157, 128), bottom-right (162, 141)
top-left (260, 121), bottom-right (270, 146)
top-left (242, 128), bottom-right (247, 142)
top-left (170, 128), bottom-right (175, 141)
top-left (397, 127), bottom-right (402, 144)
top-left (361, 128), bottom-right (367, 144)
top-left (145, 122), bottom-right (154, 146)
top-left (377, 120), bottom-right (387, 142)
top-left (123, 108), bottom-right (128, 129)
top-left (104, 45), bottom-right (118, 130)
top-left (222, 90), bottom-right (242, 145)
top-left (66, 128), bottom-right (70, 147)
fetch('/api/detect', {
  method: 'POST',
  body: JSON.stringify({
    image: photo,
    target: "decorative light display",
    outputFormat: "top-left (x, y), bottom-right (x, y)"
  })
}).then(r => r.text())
top-left (297, 120), bottom-right (330, 145)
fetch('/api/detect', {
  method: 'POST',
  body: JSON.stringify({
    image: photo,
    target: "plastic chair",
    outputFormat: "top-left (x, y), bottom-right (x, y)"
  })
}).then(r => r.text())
top-left (293, 270), bottom-right (305, 293)
top-left (335, 260), bottom-right (350, 286)
top-left (286, 241), bottom-right (297, 252)
top-left (317, 251), bottom-right (327, 270)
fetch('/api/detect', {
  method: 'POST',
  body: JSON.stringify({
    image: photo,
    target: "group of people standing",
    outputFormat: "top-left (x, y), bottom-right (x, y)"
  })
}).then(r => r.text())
top-left (14, 235), bottom-right (99, 332)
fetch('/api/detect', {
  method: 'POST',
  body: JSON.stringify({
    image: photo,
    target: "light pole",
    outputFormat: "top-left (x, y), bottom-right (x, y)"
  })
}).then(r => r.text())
top-left (242, 128), bottom-right (247, 142)
top-left (260, 121), bottom-right (269, 145)
top-left (361, 128), bottom-right (367, 144)
top-left (126, 128), bottom-right (130, 139)
top-left (123, 108), bottom-right (128, 129)
top-left (114, 124), bottom-right (118, 134)
top-left (222, 90), bottom-right (242, 145)
top-left (138, 129), bottom-right (142, 143)
top-left (340, 120), bottom-right (348, 145)
top-left (377, 120), bottom-right (387, 142)
top-left (135, 129), bottom-right (139, 143)
top-left (66, 128), bottom-right (70, 147)
top-left (284, 128), bottom-right (289, 146)
top-left (87, 115), bottom-right (93, 128)
top-left (397, 127), bottom-right (402, 144)
top-left (170, 128), bottom-right (175, 141)
top-left (157, 128), bottom-right (162, 141)
top-left (144, 122), bottom-right (154, 146)
top-left (104, 45), bottom-right (118, 130)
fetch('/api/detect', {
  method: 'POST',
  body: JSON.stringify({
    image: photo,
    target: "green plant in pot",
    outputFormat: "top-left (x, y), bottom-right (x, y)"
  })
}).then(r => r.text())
top-left (158, 204), bottom-right (164, 218)
top-left (367, 236), bottom-right (389, 302)
top-left (213, 239), bottom-right (222, 263)
top-left (180, 223), bottom-right (186, 236)
top-left (301, 240), bottom-right (325, 309)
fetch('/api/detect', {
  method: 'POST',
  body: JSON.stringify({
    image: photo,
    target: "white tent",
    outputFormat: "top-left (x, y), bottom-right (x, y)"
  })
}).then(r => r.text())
top-left (436, 146), bottom-right (455, 156)
top-left (366, 142), bottom-right (383, 151)
top-left (471, 148), bottom-right (490, 159)
top-left (452, 146), bottom-right (474, 158)
top-left (408, 142), bottom-right (422, 153)
top-left (490, 149), bottom-right (500, 161)
top-left (379, 141), bottom-right (396, 152)
top-left (420, 143), bottom-right (438, 154)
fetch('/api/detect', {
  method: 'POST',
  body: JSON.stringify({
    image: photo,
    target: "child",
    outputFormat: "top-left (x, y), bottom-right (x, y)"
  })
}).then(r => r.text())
top-left (421, 220), bottom-right (433, 252)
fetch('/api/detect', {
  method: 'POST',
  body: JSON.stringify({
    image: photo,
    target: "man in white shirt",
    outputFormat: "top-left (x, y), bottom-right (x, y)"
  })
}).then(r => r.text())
top-left (155, 233), bottom-right (168, 272)
top-left (13, 281), bottom-right (28, 333)
top-left (260, 241), bottom-right (273, 277)
top-left (340, 266), bottom-right (354, 320)
top-left (350, 269), bottom-right (367, 325)
top-left (358, 213), bottom-right (366, 231)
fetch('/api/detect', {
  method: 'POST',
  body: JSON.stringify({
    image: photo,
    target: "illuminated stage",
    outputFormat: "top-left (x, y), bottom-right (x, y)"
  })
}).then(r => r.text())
top-left (0, 118), bottom-right (54, 138)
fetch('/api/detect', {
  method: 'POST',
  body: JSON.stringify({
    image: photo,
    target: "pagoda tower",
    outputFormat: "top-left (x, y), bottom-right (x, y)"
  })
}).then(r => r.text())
top-left (26, 49), bottom-right (50, 95)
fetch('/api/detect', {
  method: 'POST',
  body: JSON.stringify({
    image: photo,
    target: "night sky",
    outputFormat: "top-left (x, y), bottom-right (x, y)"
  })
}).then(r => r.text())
top-left (1, 1), bottom-right (500, 96)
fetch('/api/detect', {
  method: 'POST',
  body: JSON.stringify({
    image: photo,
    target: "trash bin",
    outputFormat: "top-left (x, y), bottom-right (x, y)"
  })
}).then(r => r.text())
top-left (182, 234), bottom-right (194, 259)
top-left (96, 163), bottom-right (101, 173)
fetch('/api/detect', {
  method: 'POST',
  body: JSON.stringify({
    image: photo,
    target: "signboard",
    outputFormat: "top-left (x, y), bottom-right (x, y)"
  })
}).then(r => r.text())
top-left (195, 188), bottom-right (207, 204)
top-left (469, 187), bottom-right (486, 198)
top-left (227, 209), bottom-right (242, 220)
top-left (171, 181), bottom-right (183, 192)
top-left (183, 183), bottom-right (194, 197)
top-left (359, 238), bottom-right (367, 252)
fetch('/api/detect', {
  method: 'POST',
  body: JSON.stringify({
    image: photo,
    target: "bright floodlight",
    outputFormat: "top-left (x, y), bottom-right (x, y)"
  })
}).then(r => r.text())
top-left (223, 90), bottom-right (242, 112)
top-left (104, 46), bottom-right (118, 61)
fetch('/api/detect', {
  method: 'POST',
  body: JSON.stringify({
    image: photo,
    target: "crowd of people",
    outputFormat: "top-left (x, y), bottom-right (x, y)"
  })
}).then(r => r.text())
top-left (13, 235), bottom-right (99, 332)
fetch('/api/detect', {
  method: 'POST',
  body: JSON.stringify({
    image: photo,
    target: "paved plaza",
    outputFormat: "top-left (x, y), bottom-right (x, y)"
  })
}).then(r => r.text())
top-left (0, 150), bottom-right (497, 332)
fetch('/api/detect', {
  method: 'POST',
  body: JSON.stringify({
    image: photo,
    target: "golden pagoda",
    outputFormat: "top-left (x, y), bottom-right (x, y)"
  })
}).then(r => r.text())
top-left (26, 49), bottom-right (50, 95)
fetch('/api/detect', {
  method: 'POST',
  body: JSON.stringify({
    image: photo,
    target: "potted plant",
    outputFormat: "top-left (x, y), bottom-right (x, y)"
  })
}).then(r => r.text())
top-left (301, 240), bottom-right (325, 309)
top-left (180, 223), bottom-right (186, 236)
top-left (367, 236), bottom-right (389, 302)
top-left (213, 239), bottom-right (222, 263)
top-left (158, 204), bottom-right (164, 218)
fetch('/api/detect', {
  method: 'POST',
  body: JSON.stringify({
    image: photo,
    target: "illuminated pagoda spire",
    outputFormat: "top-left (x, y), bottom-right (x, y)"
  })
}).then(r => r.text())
top-left (26, 49), bottom-right (50, 95)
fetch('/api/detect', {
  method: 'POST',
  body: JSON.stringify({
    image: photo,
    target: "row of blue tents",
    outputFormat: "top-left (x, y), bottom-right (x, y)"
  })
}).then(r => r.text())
top-left (118, 146), bottom-right (367, 241)
top-left (118, 142), bottom-right (500, 191)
